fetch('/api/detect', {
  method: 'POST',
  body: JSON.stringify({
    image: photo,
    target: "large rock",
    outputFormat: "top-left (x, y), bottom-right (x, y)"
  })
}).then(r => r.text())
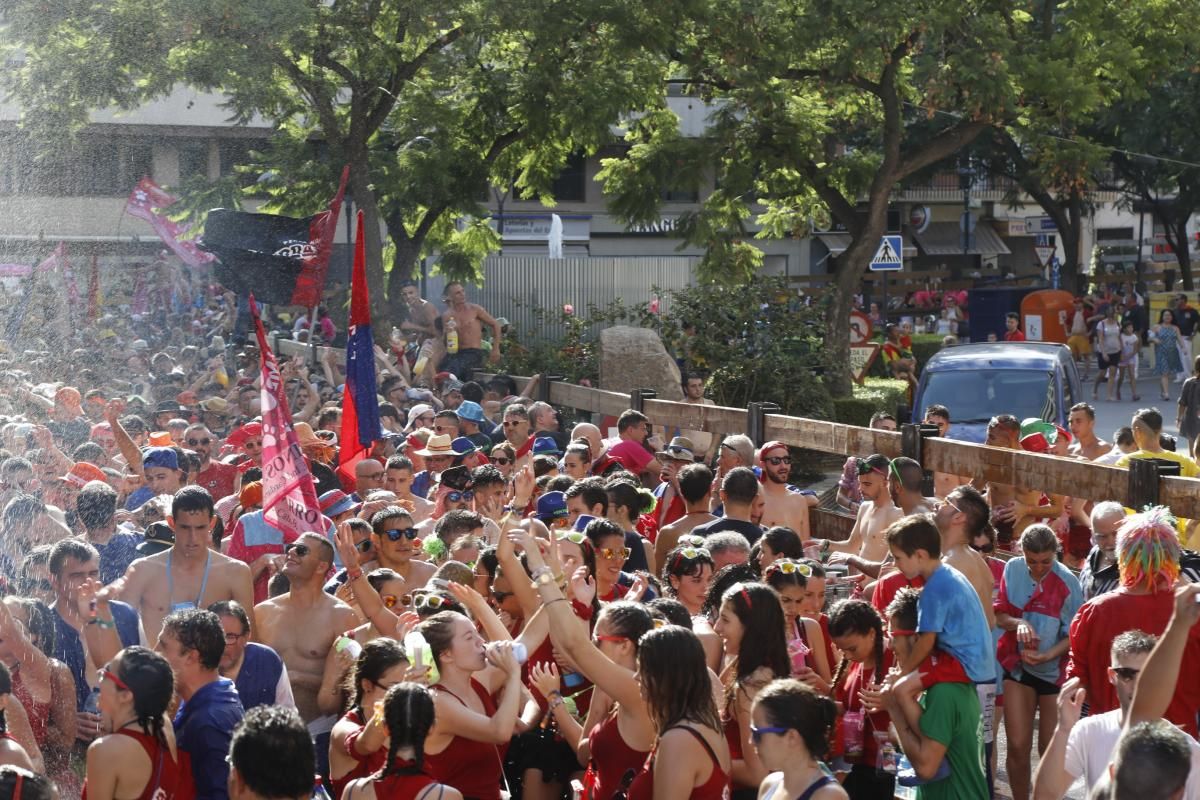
top-left (599, 326), bottom-right (684, 401)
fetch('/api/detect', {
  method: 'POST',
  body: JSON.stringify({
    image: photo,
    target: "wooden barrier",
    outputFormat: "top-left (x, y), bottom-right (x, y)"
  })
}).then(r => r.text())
top-left (536, 378), bottom-right (1200, 519)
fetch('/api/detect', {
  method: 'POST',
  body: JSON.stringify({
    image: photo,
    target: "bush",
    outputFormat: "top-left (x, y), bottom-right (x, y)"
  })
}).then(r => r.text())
top-left (832, 378), bottom-right (910, 426)
top-left (495, 278), bottom-right (835, 421)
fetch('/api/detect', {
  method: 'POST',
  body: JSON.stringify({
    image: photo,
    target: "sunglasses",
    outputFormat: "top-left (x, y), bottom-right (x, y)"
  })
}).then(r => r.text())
top-left (598, 546), bottom-right (631, 561)
top-left (382, 527), bottom-right (419, 541)
top-left (284, 542), bottom-right (310, 557)
top-left (491, 589), bottom-right (514, 603)
top-left (1112, 666), bottom-right (1141, 682)
top-left (186, 437), bottom-right (211, 447)
top-left (491, 456), bottom-right (512, 465)
top-left (855, 458), bottom-right (887, 476)
top-left (447, 490), bottom-right (475, 503)
top-left (764, 456), bottom-right (791, 466)
top-left (555, 530), bottom-right (587, 544)
top-left (749, 725), bottom-right (790, 744)
top-left (765, 559), bottom-right (812, 578)
top-left (353, 539), bottom-right (374, 554)
top-left (410, 593), bottom-right (449, 610)
top-left (244, 440), bottom-right (263, 449)
top-left (98, 667), bottom-right (130, 692)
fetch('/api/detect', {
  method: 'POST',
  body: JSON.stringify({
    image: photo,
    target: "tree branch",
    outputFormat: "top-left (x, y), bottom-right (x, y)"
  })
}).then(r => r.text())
top-left (364, 24), bottom-right (467, 134)
top-left (895, 120), bottom-right (990, 180)
top-left (797, 160), bottom-right (862, 238)
top-left (274, 54), bottom-right (345, 150)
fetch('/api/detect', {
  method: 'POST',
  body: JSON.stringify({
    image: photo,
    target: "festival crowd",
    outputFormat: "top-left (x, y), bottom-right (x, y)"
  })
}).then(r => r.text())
top-left (0, 276), bottom-right (1196, 800)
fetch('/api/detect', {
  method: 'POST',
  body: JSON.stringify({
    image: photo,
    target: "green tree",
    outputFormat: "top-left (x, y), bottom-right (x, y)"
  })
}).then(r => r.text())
top-left (598, 0), bottom-right (1183, 395)
top-left (1, 0), bottom-right (669, 317)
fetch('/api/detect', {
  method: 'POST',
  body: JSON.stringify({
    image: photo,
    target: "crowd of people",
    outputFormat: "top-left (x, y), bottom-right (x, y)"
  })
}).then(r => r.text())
top-left (0, 275), bottom-right (1198, 800)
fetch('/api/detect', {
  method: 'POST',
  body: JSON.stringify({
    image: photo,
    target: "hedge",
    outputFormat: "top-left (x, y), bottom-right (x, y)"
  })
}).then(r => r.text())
top-left (832, 378), bottom-right (911, 426)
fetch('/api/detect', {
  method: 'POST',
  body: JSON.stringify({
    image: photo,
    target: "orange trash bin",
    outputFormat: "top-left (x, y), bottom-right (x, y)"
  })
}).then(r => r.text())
top-left (1020, 289), bottom-right (1076, 343)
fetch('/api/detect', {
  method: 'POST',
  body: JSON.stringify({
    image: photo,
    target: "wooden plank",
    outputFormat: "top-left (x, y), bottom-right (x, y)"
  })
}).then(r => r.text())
top-left (549, 382), bottom-right (630, 417)
top-left (763, 415), bottom-right (902, 458)
top-left (641, 398), bottom-right (747, 434)
top-left (812, 507), bottom-right (854, 543)
top-left (274, 337), bottom-right (344, 366)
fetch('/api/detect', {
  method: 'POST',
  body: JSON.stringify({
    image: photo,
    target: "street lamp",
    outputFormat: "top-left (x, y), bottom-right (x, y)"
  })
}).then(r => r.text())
top-left (958, 160), bottom-right (976, 257)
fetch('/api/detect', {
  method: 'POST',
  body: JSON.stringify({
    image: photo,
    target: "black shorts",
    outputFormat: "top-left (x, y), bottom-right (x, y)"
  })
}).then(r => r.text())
top-left (1003, 669), bottom-right (1061, 696)
top-left (1096, 351), bottom-right (1120, 370)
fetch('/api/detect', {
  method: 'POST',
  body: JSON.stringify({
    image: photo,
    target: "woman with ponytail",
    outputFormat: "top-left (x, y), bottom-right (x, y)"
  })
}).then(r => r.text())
top-left (604, 479), bottom-right (655, 574)
top-left (751, 679), bottom-right (846, 800)
top-left (762, 560), bottom-right (831, 689)
top-left (83, 646), bottom-right (191, 800)
top-left (825, 600), bottom-right (893, 799)
top-left (330, 639), bottom-right (413, 800)
top-left (342, 682), bottom-right (462, 800)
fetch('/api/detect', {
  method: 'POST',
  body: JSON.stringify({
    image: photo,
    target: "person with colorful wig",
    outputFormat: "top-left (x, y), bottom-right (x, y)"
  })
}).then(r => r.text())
top-left (1065, 505), bottom-right (1200, 735)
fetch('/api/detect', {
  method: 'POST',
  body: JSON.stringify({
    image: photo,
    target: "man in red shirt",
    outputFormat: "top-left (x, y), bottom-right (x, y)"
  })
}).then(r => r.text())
top-left (1066, 506), bottom-right (1200, 736)
top-left (1003, 312), bottom-right (1026, 342)
top-left (186, 422), bottom-right (238, 501)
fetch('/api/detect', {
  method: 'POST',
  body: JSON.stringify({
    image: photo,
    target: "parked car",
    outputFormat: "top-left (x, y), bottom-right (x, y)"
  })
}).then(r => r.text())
top-left (910, 342), bottom-right (1083, 443)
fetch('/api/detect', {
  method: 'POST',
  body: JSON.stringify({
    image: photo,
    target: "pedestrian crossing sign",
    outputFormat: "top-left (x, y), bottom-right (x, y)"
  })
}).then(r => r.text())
top-left (870, 235), bottom-right (903, 271)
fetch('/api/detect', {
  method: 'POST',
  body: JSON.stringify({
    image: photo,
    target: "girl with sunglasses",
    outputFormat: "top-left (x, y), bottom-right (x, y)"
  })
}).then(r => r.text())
top-left (751, 679), bottom-right (846, 800)
top-left (825, 600), bottom-right (893, 799)
top-left (758, 526), bottom-right (804, 571)
top-left (421, 611), bottom-right (524, 800)
top-left (83, 646), bottom-right (191, 800)
top-left (330, 639), bottom-right (418, 800)
top-left (661, 545), bottom-right (722, 667)
top-left (523, 532), bottom-right (657, 800)
top-left (583, 518), bottom-right (651, 603)
top-left (625, 625), bottom-right (730, 800)
top-left (489, 445), bottom-right (516, 480)
top-left (712, 582), bottom-right (789, 800)
top-left (603, 480), bottom-right (656, 575)
top-left (342, 682), bottom-right (463, 800)
top-left (762, 560), bottom-right (831, 689)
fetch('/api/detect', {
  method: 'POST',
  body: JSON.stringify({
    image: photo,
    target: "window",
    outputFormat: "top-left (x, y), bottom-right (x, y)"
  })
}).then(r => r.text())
top-left (551, 152), bottom-right (586, 203)
top-left (1096, 227), bottom-right (1135, 242)
top-left (661, 187), bottom-right (700, 203)
top-left (0, 135), bottom-right (155, 196)
top-left (219, 139), bottom-right (268, 187)
top-left (177, 140), bottom-right (210, 181)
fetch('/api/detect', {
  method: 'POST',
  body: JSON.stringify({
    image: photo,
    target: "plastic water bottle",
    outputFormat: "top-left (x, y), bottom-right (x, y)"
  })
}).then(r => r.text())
top-left (84, 686), bottom-right (101, 715)
top-left (413, 340), bottom-right (433, 376)
top-left (446, 316), bottom-right (459, 354)
top-left (404, 630), bottom-right (439, 684)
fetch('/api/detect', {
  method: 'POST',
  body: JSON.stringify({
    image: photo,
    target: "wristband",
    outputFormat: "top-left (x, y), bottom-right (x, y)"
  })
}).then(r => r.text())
top-left (347, 567), bottom-right (364, 581)
top-left (547, 695), bottom-right (565, 713)
top-left (93, 618), bottom-right (116, 630)
top-left (531, 565), bottom-right (553, 580)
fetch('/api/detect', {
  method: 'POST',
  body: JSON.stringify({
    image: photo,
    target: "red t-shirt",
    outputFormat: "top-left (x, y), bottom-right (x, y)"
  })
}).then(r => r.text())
top-left (871, 571), bottom-right (927, 616)
top-left (1067, 588), bottom-right (1200, 736)
top-left (1004, 330), bottom-right (1026, 341)
top-left (194, 460), bottom-right (237, 502)
top-left (606, 439), bottom-right (655, 474)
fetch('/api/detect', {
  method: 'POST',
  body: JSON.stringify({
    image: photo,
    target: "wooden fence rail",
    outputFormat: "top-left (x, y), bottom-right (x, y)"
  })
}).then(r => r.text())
top-left (536, 379), bottom-right (1200, 520)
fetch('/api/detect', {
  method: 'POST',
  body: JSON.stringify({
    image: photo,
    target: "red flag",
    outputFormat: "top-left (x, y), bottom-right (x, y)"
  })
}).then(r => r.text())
top-left (250, 295), bottom-right (324, 538)
top-left (336, 210), bottom-right (381, 491)
top-left (87, 255), bottom-right (100, 322)
top-left (125, 177), bottom-right (216, 268)
top-left (291, 165), bottom-right (349, 307)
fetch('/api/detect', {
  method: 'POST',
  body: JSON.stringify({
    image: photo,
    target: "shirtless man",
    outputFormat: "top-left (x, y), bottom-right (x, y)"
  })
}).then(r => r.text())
top-left (757, 441), bottom-right (811, 541)
top-left (252, 532), bottom-right (359, 771)
top-left (1067, 402), bottom-right (1111, 461)
top-left (370, 506), bottom-right (436, 589)
top-left (888, 457), bottom-right (935, 516)
top-left (924, 404), bottom-right (967, 498)
top-left (382, 456), bottom-right (433, 522)
top-left (398, 280), bottom-right (438, 342)
top-left (933, 486), bottom-right (996, 629)
top-left (439, 281), bottom-right (502, 378)
top-left (114, 486), bottom-right (255, 641)
top-left (654, 463), bottom-right (717, 566)
top-left (820, 454), bottom-right (904, 576)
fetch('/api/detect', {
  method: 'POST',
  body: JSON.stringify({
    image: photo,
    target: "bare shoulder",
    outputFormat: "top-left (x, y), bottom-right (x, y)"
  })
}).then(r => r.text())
top-left (212, 551), bottom-right (252, 574)
top-left (254, 597), bottom-right (283, 617)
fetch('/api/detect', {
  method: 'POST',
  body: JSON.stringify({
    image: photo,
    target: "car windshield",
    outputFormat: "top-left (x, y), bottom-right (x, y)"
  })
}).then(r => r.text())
top-left (922, 369), bottom-right (1055, 424)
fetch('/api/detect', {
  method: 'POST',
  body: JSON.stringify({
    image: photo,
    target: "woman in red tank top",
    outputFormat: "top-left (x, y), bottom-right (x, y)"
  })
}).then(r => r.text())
top-left (421, 611), bottom-right (524, 800)
top-left (712, 583), bottom-right (789, 800)
top-left (330, 639), bottom-right (412, 800)
top-left (343, 683), bottom-right (463, 800)
top-left (626, 626), bottom-right (730, 800)
top-left (764, 560), bottom-right (832, 690)
top-left (523, 523), bottom-right (658, 800)
top-left (82, 646), bottom-right (193, 800)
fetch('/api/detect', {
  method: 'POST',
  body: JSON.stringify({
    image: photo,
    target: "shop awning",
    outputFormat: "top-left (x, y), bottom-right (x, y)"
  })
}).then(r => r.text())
top-left (912, 221), bottom-right (1012, 256)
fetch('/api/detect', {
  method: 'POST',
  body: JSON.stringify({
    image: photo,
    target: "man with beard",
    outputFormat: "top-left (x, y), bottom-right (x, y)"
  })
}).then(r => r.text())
top-left (756, 441), bottom-right (811, 540)
top-left (821, 453), bottom-right (903, 572)
top-left (252, 532), bottom-right (359, 777)
top-left (210, 599), bottom-right (295, 712)
top-left (1078, 501), bottom-right (1127, 600)
top-left (187, 423), bottom-right (237, 502)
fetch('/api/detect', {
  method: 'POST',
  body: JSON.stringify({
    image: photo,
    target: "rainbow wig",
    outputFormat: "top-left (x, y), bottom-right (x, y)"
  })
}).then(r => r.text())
top-left (1117, 505), bottom-right (1181, 592)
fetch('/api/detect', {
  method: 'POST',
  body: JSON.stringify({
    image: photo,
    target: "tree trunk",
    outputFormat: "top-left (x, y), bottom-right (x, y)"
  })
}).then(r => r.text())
top-left (347, 160), bottom-right (388, 322)
top-left (827, 207), bottom-right (890, 398)
top-left (1171, 218), bottom-right (1194, 291)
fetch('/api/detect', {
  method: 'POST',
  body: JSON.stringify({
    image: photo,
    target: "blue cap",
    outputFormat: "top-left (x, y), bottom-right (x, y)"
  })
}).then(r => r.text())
top-left (536, 491), bottom-right (568, 522)
top-left (451, 437), bottom-right (479, 456)
top-left (142, 447), bottom-right (179, 471)
top-left (532, 436), bottom-right (561, 456)
top-left (572, 514), bottom-right (596, 533)
top-left (456, 400), bottom-right (486, 424)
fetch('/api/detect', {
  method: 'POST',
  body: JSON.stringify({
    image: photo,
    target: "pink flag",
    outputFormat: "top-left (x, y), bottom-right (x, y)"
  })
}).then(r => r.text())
top-left (125, 177), bottom-right (216, 268)
top-left (251, 295), bottom-right (324, 537)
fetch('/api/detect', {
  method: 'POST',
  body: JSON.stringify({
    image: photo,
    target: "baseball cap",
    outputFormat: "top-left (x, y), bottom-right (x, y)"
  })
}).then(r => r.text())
top-left (137, 521), bottom-right (175, 556)
top-left (532, 436), bottom-right (562, 457)
top-left (319, 489), bottom-right (359, 518)
top-left (456, 401), bottom-right (486, 424)
top-left (58, 462), bottom-right (107, 488)
top-left (142, 447), bottom-right (180, 471)
top-left (536, 491), bottom-right (568, 523)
